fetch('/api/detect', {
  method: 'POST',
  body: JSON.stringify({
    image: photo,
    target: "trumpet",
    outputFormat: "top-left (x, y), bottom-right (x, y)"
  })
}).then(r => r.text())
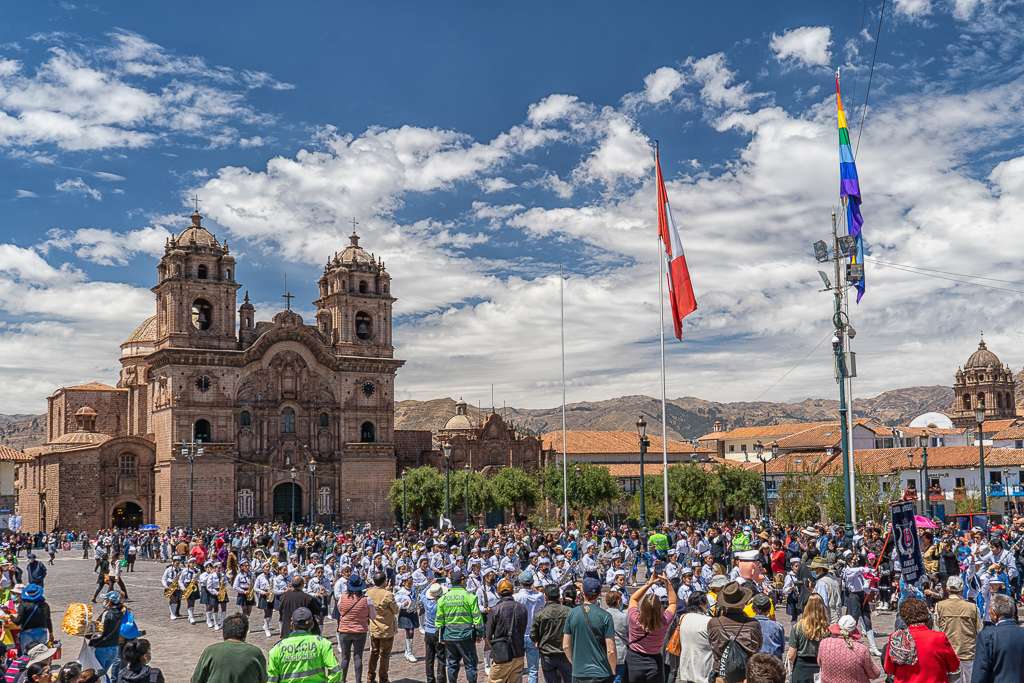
top-left (182, 580), bottom-right (198, 600)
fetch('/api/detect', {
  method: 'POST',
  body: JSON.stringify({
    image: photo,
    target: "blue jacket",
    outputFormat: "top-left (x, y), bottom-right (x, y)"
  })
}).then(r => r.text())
top-left (972, 619), bottom-right (1024, 683)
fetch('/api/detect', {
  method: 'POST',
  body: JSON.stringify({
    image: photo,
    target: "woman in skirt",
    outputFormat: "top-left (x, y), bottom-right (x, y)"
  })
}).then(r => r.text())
top-left (395, 573), bottom-right (419, 663)
top-left (254, 566), bottom-right (275, 638)
top-left (232, 559), bottom-right (255, 618)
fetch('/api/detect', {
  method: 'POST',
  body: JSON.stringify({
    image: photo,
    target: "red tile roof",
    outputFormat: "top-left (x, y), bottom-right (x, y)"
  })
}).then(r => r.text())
top-left (540, 431), bottom-right (700, 455)
top-left (697, 422), bottom-right (832, 442)
top-left (61, 382), bottom-right (121, 392)
top-left (0, 445), bottom-right (31, 462)
top-left (764, 446), bottom-right (1024, 476)
top-left (601, 459), bottom-right (725, 477)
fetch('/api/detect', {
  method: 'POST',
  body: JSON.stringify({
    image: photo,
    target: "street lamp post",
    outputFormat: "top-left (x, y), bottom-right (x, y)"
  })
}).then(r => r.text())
top-left (464, 464), bottom-right (471, 529)
top-left (442, 443), bottom-right (452, 527)
top-left (401, 469), bottom-right (407, 528)
top-left (180, 430), bottom-right (205, 531)
top-left (919, 434), bottom-right (931, 518)
top-left (636, 416), bottom-right (649, 530)
top-left (975, 402), bottom-right (988, 529)
top-left (754, 441), bottom-right (772, 521)
top-left (289, 466), bottom-right (298, 524)
top-left (308, 459), bottom-right (318, 524)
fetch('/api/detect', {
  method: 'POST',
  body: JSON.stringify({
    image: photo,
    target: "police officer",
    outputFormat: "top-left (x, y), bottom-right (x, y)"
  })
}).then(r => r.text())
top-left (266, 606), bottom-right (340, 683)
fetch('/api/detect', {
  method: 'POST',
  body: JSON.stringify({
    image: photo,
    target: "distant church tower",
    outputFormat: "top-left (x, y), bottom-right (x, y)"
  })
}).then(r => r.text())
top-left (153, 211), bottom-right (239, 350)
top-left (951, 336), bottom-right (1017, 427)
top-left (313, 229), bottom-right (395, 357)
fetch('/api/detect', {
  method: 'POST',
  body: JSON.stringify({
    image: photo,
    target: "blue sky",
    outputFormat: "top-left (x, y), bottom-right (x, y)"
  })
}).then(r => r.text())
top-left (2, 0), bottom-right (1024, 413)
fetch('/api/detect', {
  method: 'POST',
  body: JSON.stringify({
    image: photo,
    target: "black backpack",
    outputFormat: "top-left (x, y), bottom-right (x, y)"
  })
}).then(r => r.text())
top-left (709, 636), bottom-right (748, 683)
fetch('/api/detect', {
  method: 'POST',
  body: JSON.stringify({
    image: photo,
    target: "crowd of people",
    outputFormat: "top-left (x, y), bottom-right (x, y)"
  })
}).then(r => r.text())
top-left (4, 515), bottom-right (1024, 682)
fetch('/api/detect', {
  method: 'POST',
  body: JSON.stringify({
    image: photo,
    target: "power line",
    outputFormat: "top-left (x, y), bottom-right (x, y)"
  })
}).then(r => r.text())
top-left (750, 330), bottom-right (834, 402)
top-left (855, 0), bottom-right (887, 156)
top-left (868, 259), bottom-right (1024, 295)
top-left (865, 257), bottom-right (1024, 286)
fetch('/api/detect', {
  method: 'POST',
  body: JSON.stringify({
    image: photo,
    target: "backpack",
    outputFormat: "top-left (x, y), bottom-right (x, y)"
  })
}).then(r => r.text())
top-left (710, 636), bottom-right (748, 683)
top-left (888, 628), bottom-right (918, 666)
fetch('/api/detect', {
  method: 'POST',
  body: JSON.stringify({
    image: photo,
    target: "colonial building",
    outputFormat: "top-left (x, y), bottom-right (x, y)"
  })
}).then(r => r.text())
top-left (951, 337), bottom-right (1018, 428)
top-left (18, 213), bottom-right (402, 531)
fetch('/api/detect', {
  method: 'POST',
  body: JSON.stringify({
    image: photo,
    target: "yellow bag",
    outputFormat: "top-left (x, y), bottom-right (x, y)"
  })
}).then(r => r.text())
top-left (61, 602), bottom-right (94, 636)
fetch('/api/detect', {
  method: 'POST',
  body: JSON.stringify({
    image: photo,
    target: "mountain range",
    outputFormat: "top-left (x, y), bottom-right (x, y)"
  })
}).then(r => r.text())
top-left (0, 384), bottom-right (965, 451)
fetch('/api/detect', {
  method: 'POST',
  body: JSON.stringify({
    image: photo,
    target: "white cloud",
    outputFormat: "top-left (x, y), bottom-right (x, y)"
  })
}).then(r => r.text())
top-left (238, 135), bottom-right (265, 148)
top-left (41, 225), bottom-right (171, 265)
top-left (770, 26), bottom-right (833, 68)
top-left (471, 201), bottom-right (524, 222)
top-left (527, 94), bottom-right (589, 126)
top-left (641, 66), bottom-right (686, 104)
top-left (14, 189), bottom-right (37, 198)
top-left (92, 171), bottom-right (125, 181)
top-left (55, 177), bottom-right (101, 201)
top-left (572, 109), bottom-right (652, 188)
top-left (688, 53), bottom-right (755, 109)
top-left (894, 0), bottom-right (933, 16)
top-left (479, 177), bottom-right (515, 193)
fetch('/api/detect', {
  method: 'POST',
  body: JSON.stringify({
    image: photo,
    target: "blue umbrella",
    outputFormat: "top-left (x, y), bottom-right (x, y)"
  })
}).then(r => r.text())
top-left (139, 524), bottom-right (159, 531)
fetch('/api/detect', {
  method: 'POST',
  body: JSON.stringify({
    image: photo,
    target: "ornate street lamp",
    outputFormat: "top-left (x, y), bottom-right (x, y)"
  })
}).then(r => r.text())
top-left (308, 458), bottom-right (318, 523)
top-left (975, 401), bottom-right (988, 529)
top-left (636, 416), bottom-right (649, 529)
top-left (289, 466), bottom-right (298, 524)
top-left (919, 434), bottom-right (931, 518)
top-left (442, 442), bottom-right (453, 527)
top-left (464, 463), bottom-right (471, 529)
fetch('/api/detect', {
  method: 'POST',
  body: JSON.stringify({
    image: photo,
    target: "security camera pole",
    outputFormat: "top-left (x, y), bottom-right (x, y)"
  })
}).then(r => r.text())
top-left (813, 212), bottom-right (861, 540)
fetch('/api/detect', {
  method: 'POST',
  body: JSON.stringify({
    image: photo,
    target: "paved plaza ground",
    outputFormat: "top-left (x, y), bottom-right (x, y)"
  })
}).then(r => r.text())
top-left (39, 551), bottom-right (897, 681)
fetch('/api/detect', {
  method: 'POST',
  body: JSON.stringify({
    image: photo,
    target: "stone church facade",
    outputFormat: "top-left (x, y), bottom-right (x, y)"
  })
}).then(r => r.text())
top-left (18, 212), bottom-right (402, 531)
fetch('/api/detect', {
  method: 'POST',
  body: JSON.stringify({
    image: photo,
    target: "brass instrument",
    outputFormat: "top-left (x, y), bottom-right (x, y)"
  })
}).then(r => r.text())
top-left (245, 583), bottom-right (256, 603)
top-left (217, 581), bottom-right (228, 603)
top-left (182, 580), bottom-right (198, 600)
top-left (163, 584), bottom-right (178, 599)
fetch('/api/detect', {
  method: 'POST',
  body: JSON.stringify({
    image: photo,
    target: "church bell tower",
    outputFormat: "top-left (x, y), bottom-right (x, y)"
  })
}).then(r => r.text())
top-left (152, 211), bottom-right (240, 350)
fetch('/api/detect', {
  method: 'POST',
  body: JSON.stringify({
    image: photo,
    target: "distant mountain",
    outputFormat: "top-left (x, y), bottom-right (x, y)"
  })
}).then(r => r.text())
top-left (394, 385), bottom-right (957, 441)
top-left (0, 384), bottom-right (957, 451)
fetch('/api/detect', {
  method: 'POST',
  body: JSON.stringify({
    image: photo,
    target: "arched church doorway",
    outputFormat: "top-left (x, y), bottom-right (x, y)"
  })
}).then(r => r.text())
top-left (273, 483), bottom-right (302, 523)
top-left (111, 501), bottom-right (144, 529)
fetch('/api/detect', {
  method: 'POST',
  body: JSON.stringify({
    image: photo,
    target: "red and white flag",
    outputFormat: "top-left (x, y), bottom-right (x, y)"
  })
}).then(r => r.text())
top-left (656, 148), bottom-right (697, 339)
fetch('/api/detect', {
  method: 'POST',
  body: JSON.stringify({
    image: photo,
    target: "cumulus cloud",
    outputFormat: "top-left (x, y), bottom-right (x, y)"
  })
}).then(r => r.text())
top-left (41, 225), bottom-right (171, 265)
top-left (894, 0), bottom-right (933, 16)
top-left (572, 109), bottom-right (652, 188)
top-left (770, 26), bottom-right (833, 68)
top-left (14, 189), bottom-right (37, 198)
top-left (55, 177), bottom-right (102, 201)
top-left (0, 31), bottom-right (286, 153)
top-left (688, 53), bottom-right (756, 109)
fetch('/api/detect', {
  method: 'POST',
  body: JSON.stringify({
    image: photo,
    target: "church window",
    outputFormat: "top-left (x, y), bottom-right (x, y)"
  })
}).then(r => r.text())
top-left (355, 312), bottom-right (373, 340)
top-left (359, 280), bottom-right (368, 294)
top-left (193, 419), bottom-right (212, 442)
top-left (362, 382), bottom-right (375, 398)
top-left (195, 375), bottom-right (211, 392)
top-left (318, 486), bottom-right (332, 513)
top-left (963, 395), bottom-right (971, 410)
top-left (239, 411), bottom-right (252, 427)
top-left (319, 413), bottom-right (329, 428)
top-left (224, 268), bottom-right (231, 281)
top-left (191, 299), bottom-right (213, 330)
top-left (281, 408), bottom-right (296, 434)
top-left (197, 264), bottom-right (209, 279)
top-left (237, 488), bottom-right (254, 518)
top-left (360, 421), bottom-right (376, 443)
top-left (118, 454), bottom-right (137, 477)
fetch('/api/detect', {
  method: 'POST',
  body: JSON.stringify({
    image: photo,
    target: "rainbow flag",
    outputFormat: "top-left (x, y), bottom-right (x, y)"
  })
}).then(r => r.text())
top-left (836, 69), bottom-right (865, 301)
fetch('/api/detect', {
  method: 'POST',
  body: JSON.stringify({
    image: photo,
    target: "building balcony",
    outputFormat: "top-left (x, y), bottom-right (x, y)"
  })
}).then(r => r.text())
top-left (987, 484), bottom-right (1024, 498)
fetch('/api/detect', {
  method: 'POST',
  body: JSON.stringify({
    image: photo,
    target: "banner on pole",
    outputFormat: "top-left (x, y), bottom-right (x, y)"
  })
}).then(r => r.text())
top-left (890, 501), bottom-right (924, 583)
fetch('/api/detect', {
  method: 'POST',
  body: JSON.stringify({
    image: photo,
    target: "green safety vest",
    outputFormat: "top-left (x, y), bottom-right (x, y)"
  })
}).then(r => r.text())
top-left (267, 630), bottom-right (341, 683)
top-left (435, 586), bottom-right (482, 640)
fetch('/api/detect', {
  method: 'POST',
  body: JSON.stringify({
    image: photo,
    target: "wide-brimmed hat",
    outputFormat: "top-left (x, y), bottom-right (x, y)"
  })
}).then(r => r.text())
top-left (426, 583), bottom-right (444, 599)
top-left (25, 642), bottom-right (57, 666)
top-left (716, 581), bottom-right (753, 610)
top-left (21, 583), bottom-right (43, 602)
top-left (347, 575), bottom-right (366, 593)
top-left (809, 557), bottom-right (831, 571)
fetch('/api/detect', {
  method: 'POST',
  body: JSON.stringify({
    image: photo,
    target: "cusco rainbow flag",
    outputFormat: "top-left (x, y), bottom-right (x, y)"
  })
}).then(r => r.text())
top-left (836, 69), bottom-right (865, 302)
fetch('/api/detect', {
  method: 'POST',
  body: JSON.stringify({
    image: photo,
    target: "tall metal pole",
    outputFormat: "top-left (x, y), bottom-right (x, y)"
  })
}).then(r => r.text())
top-left (638, 417), bottom-right (648, 529)
top-left (832, 211), bottom-right (854, 539)
top-left (188, 455), bottom-right (195, 531)
top-left (560, 265), bottom-right (569, 530)
top-left (401, 470), bottom-right (407, 528)
top-left (445, 454), bottom-right (451, 523)
top-left (977, 413), bottom-right (988, 528)
top-left (657, 225), bottom-right (670, 525)
top-left (464, 465), bottom-right (470, 529)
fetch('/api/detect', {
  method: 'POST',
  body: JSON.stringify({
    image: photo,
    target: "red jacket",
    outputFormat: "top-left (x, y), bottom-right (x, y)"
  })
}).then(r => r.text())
top-left (883, 624), bottom-right (960, 683)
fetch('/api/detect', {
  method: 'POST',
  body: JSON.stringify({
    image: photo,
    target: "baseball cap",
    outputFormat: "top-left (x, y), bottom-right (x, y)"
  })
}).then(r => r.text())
top-left (292, 607), bottom-right (314, 623)
top-left (545, 585), bottom-right (560, 600)
top-left (582, 576), bottom-right (602, 596)
top-left (946, 576), bottom-right (964, 592)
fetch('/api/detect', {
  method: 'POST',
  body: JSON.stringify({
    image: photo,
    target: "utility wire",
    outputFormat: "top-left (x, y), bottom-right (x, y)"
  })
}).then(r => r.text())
top-left (855, 0), bottom-right (887, 156)
top-left (865, 257), bottom-right (1024, 286)
top-left (869, 259), bottom-right (1024, 295)
top-left (750, 330), bottom-right (834, 403)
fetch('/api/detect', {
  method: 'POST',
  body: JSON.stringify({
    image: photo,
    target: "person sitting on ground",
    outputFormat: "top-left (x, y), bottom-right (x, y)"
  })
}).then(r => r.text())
top-left (191, 613), bottom-right (267, 683)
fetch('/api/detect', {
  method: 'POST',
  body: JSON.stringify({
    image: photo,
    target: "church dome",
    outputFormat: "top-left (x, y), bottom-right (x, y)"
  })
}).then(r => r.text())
top-left (338, 231), bottom-right (376, 267)
top-left (124, 315), bottom-right (158, 344)
top-left (173, 212), bottom-right (220, 248)
top-left (443, 399), bottom-right (474, 431)
top-left (74, 406), bottom-right (97, 417)
top-left (50, 431), bottom-right (109, 447)
top-left (965, 338), bottom-right (1001, 369)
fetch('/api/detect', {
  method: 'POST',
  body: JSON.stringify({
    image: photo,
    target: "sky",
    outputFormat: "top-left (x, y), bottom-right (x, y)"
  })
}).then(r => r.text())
top-left (2, 0), bottom-right (1024, 414)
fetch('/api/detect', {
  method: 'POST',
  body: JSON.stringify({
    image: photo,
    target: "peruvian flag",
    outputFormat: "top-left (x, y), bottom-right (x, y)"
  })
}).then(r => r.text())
top-left (656, 148), bottom-right (697, 339)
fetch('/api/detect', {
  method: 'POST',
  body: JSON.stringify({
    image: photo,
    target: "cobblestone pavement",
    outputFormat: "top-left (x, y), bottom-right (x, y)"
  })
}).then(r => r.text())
top-left (40, 552), bottom-right (897, 681)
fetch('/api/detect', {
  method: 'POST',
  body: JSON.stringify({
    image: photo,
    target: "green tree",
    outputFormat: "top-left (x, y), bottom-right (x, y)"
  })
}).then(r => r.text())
top-left (776, 473), bottom-right (824, 526)
top-left (541, 462), bottom-right (620, 523)
top-left (451, 469), bottom-right (493, 526)
top-left (716, 465), bottom-right (764, 518)
top-left (630, 464), bottom-right (720, 523)
top-left (488, 467), bottom-right (540, 519)
top-left (825, 468), bottom-right (889, 524)
top-left (388, 466), bottom-right (444, 526)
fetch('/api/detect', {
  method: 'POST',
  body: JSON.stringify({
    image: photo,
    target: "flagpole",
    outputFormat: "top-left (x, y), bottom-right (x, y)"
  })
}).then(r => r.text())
top-left (656, 143), bottom-right (671, 526)
top-left (841, 198), bottom-right (858, 526)
top-left (560, 264), bottom-right (569, 530)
